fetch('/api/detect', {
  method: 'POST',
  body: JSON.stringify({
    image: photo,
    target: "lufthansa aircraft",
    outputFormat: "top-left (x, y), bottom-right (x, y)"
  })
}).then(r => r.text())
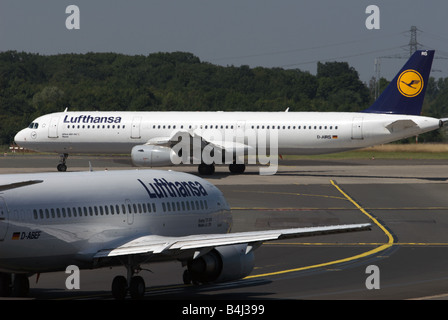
top-left (14, 50), bottom-right (445, 174)
top-left (0, 169), bottom-right (370, 299)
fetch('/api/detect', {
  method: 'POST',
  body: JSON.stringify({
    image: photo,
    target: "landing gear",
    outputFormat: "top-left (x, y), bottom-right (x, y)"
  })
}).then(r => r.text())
top-left (229, 163), bottom-right (245, 174)
top-left (111, 275), bottom-right (146, 300)
top-left (198, 162), bottom-right (246, 175)
top-left (198, 163), bottom-right (215, 175)
top-left (111, 258), bottom-right (146, 300)
top-left (0, 273), bottom-right (29, 298)
top-left (112, 275), bottom-right (146, 300)
top-left (57, 153), bottom-right (68, 172)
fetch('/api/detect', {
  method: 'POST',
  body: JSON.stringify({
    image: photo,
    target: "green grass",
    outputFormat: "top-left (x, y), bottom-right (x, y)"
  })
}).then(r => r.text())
top-left (282, 151), bottom-right (448, 160)
top-left (282, 144), bottom-right (448, 160)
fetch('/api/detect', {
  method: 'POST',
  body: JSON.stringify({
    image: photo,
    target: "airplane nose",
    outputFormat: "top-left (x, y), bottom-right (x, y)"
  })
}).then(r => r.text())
top-left (14, 129), bottom-right (27, 145)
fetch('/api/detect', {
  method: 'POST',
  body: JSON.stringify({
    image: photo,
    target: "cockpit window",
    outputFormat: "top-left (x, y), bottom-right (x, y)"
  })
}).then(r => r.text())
top-left (28, 122), bottom-right (39, 129)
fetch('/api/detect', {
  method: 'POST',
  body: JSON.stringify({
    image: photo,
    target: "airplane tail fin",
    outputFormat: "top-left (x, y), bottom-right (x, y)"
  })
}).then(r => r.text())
top-left (363, 50), bottom-right (434, 116)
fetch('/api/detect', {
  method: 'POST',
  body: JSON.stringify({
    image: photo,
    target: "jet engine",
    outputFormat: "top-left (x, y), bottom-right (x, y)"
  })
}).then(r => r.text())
top-left (131, 145), bottom-right (176, 167)
top-left (185, 244), bottom-right (255, 284)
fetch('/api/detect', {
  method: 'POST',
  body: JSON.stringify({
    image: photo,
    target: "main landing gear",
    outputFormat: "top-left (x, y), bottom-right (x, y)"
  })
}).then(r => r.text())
top-left (57, 153), bottom-right (68, 172)
top-left (0, 273), bottom-right (30, 298)
top-left (111, 258), bottom-right (146, 300)
top-left (197, 162), bottom-right (246, 175)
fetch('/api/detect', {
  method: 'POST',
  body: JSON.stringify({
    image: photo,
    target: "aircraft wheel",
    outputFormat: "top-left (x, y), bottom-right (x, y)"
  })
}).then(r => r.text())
top-left (198, 163), bottom-right (215, 175)
top-left (183, 270), bottom-right (191, 285)
top-left (129, 276), bottom-right (145, 299)
top-left (229, 163), bottom-right (245, 174)
top-left (0, 273), bottom-right (11, 297)
top-left (12, 274), bottom-right (29, 297)
top-left (111, 275), bottom-right (127, 300)
top-left (57, 164), bottom-right (67, 172)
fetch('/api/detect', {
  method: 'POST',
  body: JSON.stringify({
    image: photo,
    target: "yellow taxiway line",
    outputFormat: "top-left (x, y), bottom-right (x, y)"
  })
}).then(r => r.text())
top-left (245, 180), bottom-right (395, 279)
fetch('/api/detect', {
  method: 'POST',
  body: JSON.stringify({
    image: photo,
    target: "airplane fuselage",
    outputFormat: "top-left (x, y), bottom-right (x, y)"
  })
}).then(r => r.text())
top-left (0, 169), bottom-right (231, 273)
top-left (14, 111), bottom-right (442, 156)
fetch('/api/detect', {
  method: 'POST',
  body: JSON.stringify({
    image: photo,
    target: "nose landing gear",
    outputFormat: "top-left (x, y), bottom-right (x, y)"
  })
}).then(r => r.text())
top-left (57, 153), bottom-right (68, 172)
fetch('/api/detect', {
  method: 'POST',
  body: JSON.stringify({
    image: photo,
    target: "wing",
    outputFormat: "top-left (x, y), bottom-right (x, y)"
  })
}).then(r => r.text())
top-left (0, 180), bottom-right (43, 192)
top-left (93, 223), bottom-right (371, 259)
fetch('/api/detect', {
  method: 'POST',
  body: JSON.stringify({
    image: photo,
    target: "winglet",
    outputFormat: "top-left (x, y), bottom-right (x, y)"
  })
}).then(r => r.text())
top-left (363, 50), bottom-right (435, 116)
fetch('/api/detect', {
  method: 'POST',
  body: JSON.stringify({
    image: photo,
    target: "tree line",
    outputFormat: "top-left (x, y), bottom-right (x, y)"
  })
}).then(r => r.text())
top-left (1, 50), bottom-right (447, 145)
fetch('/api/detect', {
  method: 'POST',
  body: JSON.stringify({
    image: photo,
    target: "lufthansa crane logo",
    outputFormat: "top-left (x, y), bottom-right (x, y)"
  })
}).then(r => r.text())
top-left (397, 69), bottom-right (424, 97)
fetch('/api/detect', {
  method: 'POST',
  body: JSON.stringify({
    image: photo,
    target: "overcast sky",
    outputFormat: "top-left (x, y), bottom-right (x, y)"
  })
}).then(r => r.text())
top-left (1, 0), bottom-right (448, 83)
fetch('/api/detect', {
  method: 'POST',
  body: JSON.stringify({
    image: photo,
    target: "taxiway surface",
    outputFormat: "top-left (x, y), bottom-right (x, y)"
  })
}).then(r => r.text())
top-left (2, 154), bottom-right (448, 300)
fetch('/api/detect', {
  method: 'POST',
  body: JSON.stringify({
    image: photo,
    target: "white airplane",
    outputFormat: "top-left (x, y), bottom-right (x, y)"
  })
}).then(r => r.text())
top-left (14, 50), bottom-right (446, 175)
top-left (0, 169), bottom-right (370, 299)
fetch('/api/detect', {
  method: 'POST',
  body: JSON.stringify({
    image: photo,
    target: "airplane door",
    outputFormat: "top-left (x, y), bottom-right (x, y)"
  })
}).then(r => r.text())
top-left (351, 117), bottom-right (364, 140)
top-left (0, 197), bottom-right (9, 241)
top-left (48, 117), bottom-right (59, 138)
top-left (131, 117), bottom-right (142, 139)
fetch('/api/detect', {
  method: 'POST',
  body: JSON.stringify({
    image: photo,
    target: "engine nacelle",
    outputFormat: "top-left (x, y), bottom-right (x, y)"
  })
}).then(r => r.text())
top-left (186, 244), bottom-right (255, 284)
top-left (131, 145), bottom-right (176, 167)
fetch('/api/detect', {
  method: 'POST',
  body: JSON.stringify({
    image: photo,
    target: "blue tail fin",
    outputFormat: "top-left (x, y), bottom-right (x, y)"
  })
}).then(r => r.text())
top-left (363, 50), bottom-right (434, 116)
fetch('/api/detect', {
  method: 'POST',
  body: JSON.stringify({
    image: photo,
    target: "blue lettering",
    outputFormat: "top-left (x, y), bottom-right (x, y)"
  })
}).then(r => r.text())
top-left (138, 178), bottom-right (208, 200)
top-left (63, 115), bottom-right (122, 124)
